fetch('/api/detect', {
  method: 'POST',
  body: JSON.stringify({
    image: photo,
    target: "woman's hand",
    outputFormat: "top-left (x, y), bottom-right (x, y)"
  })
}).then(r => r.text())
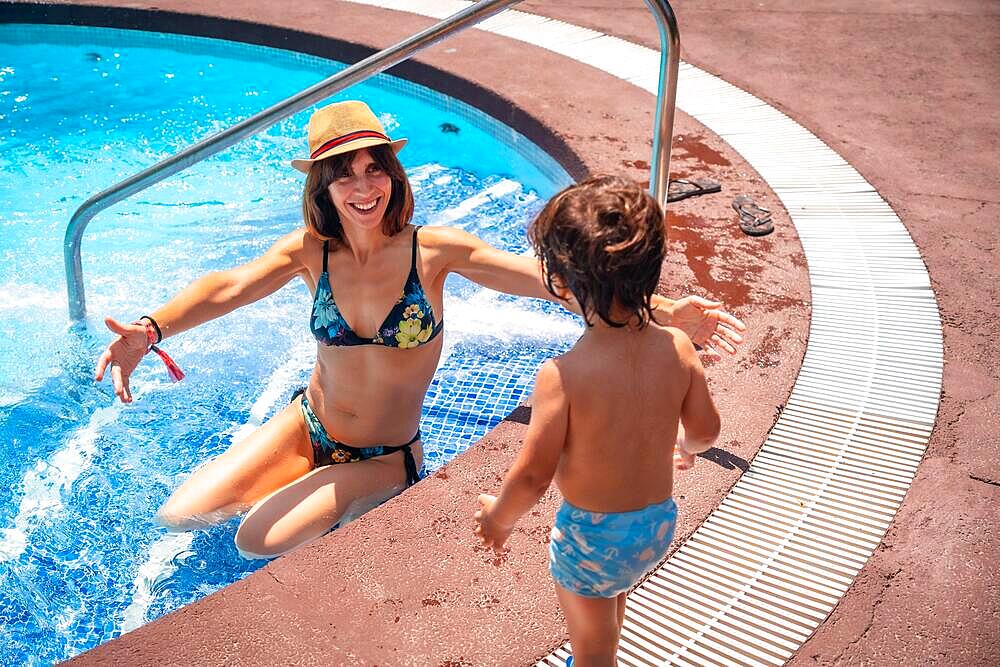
top-left (667, 295), bottom-right (746, 357)
top-left (474, 494), bottom-right (515, 552)
top-left (94, 317), bottom-right (149, 403)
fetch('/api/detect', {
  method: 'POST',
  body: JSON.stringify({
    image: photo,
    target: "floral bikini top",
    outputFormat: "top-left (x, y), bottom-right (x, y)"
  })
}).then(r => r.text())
top-left (310, 226), bottom-right (443, 348)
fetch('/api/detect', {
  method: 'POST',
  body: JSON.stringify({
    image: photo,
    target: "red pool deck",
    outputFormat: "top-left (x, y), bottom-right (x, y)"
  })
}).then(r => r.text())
top-left (6, 0), bottom-right (997, 664)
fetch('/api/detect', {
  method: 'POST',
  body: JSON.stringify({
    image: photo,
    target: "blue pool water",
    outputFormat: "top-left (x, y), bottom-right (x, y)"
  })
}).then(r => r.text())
top-left (0, 24), bottom-right (580, 664)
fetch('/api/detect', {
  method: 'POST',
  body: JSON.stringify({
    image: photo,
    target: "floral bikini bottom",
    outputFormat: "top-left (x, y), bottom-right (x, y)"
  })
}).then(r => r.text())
top-left (291, 388), bottom-right (420, 487)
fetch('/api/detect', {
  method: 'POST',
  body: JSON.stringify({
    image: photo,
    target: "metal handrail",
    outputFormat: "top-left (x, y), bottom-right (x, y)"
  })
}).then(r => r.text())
top-left (646, 0), bottom-right (681, 206)
top-left (64, 0), bottom-right (680, 320)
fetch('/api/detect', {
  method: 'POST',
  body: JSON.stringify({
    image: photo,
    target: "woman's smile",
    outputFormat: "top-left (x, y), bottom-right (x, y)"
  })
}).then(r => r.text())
top-left (347, 196), bottom-right (380, 214)
top-left (329, 149), bottom-right (392, 227)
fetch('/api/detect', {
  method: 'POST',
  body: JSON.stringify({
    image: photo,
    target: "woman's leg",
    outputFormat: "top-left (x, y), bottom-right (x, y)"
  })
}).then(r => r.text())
top-left (156, 400), bottom-right (314, 530)
top-left (554, 583), bottom-right (621, 667)
top-left (234, 446), bottom-right (416, 559)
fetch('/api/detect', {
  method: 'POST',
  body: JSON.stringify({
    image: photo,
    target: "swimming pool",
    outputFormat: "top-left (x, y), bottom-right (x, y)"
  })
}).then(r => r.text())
top-left (0, 23), bottom-right (579, 664)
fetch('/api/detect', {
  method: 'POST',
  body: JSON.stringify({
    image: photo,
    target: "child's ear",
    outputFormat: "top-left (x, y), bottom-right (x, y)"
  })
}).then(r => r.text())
top-left (540, 264), bottom-right (570, 301)
top-left (548, 276), bottom-right (572, 302)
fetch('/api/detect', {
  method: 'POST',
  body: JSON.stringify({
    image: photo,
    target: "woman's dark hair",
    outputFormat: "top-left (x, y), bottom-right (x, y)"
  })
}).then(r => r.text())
top-left (528, 175), bottom-right (667, 328)
top-left (302, 143), bottom-right (414, 245)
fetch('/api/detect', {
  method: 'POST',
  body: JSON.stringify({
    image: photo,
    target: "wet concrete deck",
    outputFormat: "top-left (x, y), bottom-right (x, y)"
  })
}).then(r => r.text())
top-left (5, 0), bottom-right (997, 664)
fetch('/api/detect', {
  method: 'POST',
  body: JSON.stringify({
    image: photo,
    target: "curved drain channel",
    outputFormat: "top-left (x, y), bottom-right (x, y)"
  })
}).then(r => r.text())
top-left (352, 3), bottom-right (943, 664)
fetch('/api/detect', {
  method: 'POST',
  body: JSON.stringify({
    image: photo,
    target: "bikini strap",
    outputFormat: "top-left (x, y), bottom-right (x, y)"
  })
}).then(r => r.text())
top-left (410, 225), bottom-right (420, 272)
top-left (322, 239), bottom-right (330, 274)
top-left (400, 430), bottom-right (421, 486)
top-left (384, 431), bottom-right (422, 486)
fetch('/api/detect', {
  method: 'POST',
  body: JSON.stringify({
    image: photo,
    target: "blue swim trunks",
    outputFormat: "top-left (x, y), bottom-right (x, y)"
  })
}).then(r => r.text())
top-left (549, 496), bottom-right (677, 598)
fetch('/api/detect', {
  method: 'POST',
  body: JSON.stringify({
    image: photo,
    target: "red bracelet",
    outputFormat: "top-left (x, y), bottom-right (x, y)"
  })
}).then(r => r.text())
top-left (137, 320), bottom-right (158, 347)
top-left (139, 315), bottom-right (163, 344)
top-left (133, 320), bottom-right (185, 382)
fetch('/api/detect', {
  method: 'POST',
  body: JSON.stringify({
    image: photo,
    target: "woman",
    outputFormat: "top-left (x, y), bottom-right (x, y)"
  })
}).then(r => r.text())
top-left (95, 101), bottom-right (744, 558)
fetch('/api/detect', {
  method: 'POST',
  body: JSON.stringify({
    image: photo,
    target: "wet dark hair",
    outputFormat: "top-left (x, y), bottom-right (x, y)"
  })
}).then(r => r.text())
top-left (528, 175), bottom-right (667, 328)
top-left (302, 143), bottom-right (414, 245)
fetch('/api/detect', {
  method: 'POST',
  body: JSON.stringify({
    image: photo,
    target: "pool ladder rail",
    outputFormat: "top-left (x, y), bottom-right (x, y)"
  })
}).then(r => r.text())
top-left (61, 0), bottom-right (680, 322)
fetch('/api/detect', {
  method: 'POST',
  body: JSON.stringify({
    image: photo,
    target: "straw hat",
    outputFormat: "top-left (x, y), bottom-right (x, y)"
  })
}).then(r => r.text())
top-left (291, 100), bottom-right (407, 173)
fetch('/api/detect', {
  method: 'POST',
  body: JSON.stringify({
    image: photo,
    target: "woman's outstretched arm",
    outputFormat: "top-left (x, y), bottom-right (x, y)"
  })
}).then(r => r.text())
top-left (426, 226), bottom-right (746, 354)
top-left (95, 229), bottom-right (309, 402)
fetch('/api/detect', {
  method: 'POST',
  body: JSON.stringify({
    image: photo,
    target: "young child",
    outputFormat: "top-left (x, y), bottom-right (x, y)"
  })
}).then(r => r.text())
top-left (473, 176), bottom-right (721, 667)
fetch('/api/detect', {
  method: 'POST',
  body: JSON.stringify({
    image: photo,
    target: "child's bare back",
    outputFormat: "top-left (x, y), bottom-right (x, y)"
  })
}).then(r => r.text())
top-left (553, 321), bottom-right (698, 513)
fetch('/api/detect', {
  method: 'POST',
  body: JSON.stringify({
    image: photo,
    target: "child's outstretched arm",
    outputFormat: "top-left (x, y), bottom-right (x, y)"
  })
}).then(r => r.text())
top-left (474, 360), bottom-right (568, 551)
top-left (675, 335), bottom-right (721, 470)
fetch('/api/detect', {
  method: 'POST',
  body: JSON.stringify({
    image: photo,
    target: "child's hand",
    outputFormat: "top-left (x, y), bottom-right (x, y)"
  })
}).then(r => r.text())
top-left (674, 448), bottom-right (696, 470)
top-left (474, 494), bottom-right (514, 551)
top-left (674, 425), bottom-right (695, 470)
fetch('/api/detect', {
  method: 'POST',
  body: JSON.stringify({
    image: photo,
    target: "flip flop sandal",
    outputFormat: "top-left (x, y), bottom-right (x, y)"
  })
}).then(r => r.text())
top-left (733, 195), bottom-right (774, 236)
top-left (667, 178), bottom-right (722, 203)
